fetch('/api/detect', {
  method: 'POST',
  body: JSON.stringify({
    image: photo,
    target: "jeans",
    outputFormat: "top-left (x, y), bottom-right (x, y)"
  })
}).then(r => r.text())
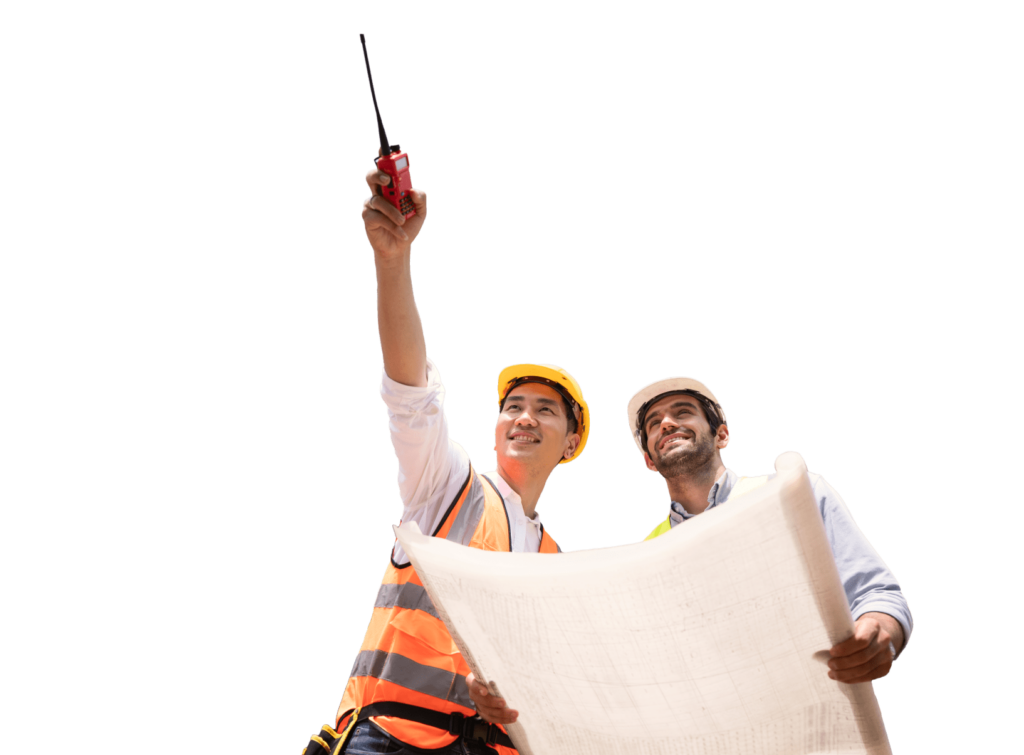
top-left (341, 720), bottom-right (500, 755)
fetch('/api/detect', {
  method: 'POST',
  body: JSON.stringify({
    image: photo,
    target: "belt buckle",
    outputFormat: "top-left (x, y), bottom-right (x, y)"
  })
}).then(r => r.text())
top-left (469, 716), bottom-right (497, 745)
top-left (450, 712), bottom-right (499, 746)
top-left (484, 720), bottom-right (498, 746)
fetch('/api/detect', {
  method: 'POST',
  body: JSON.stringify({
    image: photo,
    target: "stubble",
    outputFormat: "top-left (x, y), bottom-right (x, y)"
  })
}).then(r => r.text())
top-left (652, 429), bottom-right (717, 480)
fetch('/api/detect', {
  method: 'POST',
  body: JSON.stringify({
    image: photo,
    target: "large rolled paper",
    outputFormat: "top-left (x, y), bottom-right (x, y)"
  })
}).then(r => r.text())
top-left (396, 452), bottom-right (890, 755)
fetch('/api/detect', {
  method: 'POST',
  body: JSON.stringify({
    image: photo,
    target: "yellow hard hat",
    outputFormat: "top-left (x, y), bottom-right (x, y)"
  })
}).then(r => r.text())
top-left (497, 364), bottom-right (589, 463)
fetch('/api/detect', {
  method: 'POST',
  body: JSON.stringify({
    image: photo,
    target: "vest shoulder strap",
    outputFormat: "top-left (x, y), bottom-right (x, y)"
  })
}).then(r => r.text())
top-left (432, 466), bottom-right (494, 547)
top-left (539, 526), bottom-right (560, 553)
top-left (645, 515), bottom-right (673, 541)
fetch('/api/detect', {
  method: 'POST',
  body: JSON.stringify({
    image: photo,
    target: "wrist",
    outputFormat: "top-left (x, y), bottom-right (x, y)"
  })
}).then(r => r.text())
top-left (374, 249), bottom-right (412, 274)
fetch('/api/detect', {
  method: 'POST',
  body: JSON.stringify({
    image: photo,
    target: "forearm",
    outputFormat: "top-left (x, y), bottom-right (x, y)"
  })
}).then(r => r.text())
top-left (816, 476), bottom-right (914, 648)
top-left (858, 611), bottom-right (905, 656)
top-left (375, 253), bottom-right (427, 387)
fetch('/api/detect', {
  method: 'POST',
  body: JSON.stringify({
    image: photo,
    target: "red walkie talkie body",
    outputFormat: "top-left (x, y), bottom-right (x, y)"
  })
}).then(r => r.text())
top-left (375, 150), bottom-right (414, 219)
top-left (361, 34), bottom-right (415, 220)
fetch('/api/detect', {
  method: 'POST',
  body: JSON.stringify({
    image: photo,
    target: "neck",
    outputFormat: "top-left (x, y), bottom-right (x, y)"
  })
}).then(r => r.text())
top-left (663, 459), bottom-right (727, 515)
top-left (496, 460), bottom-right (552, 518)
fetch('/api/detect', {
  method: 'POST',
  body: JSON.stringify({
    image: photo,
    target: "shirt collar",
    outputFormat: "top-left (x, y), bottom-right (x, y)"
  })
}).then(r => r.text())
top-left (668, 469), bottom-right (738, 525)
top-left (484, 470), bottom-right (541, 526)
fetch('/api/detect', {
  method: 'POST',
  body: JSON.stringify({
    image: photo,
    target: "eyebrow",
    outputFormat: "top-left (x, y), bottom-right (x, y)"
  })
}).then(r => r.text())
top-left (505, 395), bottom-right (562, 409)
top-left (646, 400), bottom-right (698, 425)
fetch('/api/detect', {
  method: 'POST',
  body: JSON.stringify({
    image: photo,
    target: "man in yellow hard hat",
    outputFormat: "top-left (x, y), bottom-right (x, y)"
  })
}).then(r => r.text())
top-left (303, 171), bottom-right (588, 755)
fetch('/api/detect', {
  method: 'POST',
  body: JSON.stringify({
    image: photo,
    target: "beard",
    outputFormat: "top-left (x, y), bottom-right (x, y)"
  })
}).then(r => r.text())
top-left (650, 428), bottom-right (717, 479)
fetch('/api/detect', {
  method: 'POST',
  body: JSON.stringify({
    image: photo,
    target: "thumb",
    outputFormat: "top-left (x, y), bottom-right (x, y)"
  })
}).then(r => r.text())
top-left (466, 672), bottom-right (487, 695)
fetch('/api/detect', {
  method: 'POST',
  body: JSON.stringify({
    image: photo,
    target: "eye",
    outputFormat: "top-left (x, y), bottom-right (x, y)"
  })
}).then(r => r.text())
top-left (541, 406), bottom-right (554, 413)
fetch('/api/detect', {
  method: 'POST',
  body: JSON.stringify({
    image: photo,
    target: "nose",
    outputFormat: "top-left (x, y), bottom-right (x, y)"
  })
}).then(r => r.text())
top-left (515, 409), bottom-right (538, 426)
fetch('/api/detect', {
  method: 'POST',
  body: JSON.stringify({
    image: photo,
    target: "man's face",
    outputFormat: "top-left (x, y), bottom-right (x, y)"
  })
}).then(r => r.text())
top-left (642, 394), bottom-right (722, 477)
top-left (496, 383), bottom-right (579, 469)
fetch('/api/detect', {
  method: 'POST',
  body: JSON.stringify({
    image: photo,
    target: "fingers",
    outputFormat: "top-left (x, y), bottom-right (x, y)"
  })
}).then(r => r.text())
top-left (829, 616), bottom-right (881, 659)
top-left (364, 168), bottom-right (411, 222)
top-left (828, 640), bottom-right (893, 673)
top-left (366, 187), bottom-right (407, 227)
top-left (362, 197), bottom-right (408, 241)
top-left (827, 655), bottom-right (892, 684)
top-left (362, 170), bottom-right (425, 250)
top-left (828, 647), bottom-right (893, 683)
top-left (467, 673), bottom-right (486, 694)
top-left (475, 698), bottom-right (519, 725)
top-left (365, 168), bottom-right (391, 193)
top-left (827, 616), bottom-right (894, 683)
top-left (466, 673), bottom-right (519, 725)
top-left (409, 188), bottom-right (427, 219)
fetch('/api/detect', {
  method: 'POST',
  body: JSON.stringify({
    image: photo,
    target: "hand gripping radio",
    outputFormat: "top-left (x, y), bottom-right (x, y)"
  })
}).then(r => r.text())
top-left (360, 34), bottom-right (415, 219)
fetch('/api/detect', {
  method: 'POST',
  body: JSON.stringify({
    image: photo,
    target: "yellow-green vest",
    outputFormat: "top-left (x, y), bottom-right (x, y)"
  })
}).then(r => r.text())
top-left (644, 475), bottom-right (769, 541)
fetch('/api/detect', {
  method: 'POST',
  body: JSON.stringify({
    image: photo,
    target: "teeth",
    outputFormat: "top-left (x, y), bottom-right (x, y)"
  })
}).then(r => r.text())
top-left (512, 436), bottom-right (539, 443)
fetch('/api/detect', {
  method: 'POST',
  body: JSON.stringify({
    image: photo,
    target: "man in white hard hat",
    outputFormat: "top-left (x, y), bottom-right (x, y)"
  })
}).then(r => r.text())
top-left (469, 378), bottom-right (913, 727)
top-left (303, 171), bottom-right (589, 755)
top-left (628, 378), bottom-right (912, 683)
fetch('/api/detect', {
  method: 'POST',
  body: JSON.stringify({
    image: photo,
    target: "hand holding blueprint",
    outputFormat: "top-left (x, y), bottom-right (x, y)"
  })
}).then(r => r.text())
top-left (395, 452), bottom-right (891, 755)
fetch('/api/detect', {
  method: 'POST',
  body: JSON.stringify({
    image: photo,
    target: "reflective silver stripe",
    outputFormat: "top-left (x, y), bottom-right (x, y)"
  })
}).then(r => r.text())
top-left (349, 649), bottom-right (473, 709)
top-left (445, 472), bottom-right (486, 547)
top-left (374, 582), bottom-right (439, 619)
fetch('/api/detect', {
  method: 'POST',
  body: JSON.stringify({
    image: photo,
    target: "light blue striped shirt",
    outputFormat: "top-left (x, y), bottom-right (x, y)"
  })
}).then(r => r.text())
top-left (668, 469), bottom-right (913, 648)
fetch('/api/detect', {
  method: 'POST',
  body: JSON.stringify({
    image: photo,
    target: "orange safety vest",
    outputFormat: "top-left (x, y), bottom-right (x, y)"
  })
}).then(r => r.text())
top-left (336, 466), bottom-right (559, 752)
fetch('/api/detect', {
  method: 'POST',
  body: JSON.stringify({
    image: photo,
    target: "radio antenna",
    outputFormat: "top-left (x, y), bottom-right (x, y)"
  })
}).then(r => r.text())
top-left (360, 34), bottom-right (395, 156)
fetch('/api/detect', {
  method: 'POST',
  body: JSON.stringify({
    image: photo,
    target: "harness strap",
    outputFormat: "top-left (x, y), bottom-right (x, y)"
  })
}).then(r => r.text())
top-left (337, 700), bottom-right (512, 749)
top-left (301, 724), bottom-right (347, 755)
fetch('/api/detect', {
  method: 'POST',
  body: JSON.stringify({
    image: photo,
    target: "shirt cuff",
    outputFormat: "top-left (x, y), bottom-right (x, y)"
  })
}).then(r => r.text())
top-left (381, 358), bottom-right (444, 413)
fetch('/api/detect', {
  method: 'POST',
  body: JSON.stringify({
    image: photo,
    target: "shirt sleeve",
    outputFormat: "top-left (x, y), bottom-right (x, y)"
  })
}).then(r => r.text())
top-left (811, 475), bottom-right (914, 650)
top-left (381, 359), bottom-right (471, 535)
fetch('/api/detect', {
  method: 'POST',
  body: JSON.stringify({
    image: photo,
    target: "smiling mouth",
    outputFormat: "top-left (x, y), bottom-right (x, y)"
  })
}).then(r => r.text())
top-left (660, 434), bottom-right (692, 450)
top-left (510, 434), bottom-right (540, 444)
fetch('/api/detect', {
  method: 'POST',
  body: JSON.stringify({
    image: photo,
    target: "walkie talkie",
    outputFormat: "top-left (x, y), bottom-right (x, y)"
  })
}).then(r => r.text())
top-left (360, 34), bottom-right (415, 219)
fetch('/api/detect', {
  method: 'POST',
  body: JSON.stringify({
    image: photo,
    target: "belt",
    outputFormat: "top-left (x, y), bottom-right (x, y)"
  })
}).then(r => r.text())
top-left (303, 701), bottom-right (515, 753)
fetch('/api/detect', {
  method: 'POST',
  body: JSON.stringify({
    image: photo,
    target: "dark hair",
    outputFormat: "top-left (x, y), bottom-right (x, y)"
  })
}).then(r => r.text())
top-left (501, 389), bottom-right (581, 436)
top-left (637, 390), bottom-right (724, 452)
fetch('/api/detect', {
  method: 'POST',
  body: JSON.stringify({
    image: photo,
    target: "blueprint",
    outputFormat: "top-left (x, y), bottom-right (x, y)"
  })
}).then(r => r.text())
top-left (395, 452), bottom-right (891, 755)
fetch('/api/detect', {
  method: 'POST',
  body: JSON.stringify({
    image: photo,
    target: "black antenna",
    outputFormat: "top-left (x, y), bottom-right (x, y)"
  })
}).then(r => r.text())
top-left (360, 34), bottom-right (396, 156)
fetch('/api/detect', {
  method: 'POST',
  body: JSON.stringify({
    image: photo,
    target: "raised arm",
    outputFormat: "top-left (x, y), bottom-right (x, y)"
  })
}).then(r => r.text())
top-left (362, 169), bottom-right (429, 387)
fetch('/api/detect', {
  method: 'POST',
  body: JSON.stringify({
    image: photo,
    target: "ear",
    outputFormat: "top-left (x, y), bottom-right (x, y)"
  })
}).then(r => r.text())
top-left (644, 452), bottom-right (658, 472)
top-left (715, 424), bottom-right (730, 450)
top-left (563, 432), bottom-right (581, 460)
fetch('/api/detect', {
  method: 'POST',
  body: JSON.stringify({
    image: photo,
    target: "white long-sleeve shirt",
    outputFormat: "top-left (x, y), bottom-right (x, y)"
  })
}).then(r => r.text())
top-left (382, 360), bottom-right (544, 565)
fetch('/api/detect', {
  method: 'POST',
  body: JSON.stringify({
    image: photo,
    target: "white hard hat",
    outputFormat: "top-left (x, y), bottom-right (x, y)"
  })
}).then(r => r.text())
top-left (627, 378), bottom-right (726, 452)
